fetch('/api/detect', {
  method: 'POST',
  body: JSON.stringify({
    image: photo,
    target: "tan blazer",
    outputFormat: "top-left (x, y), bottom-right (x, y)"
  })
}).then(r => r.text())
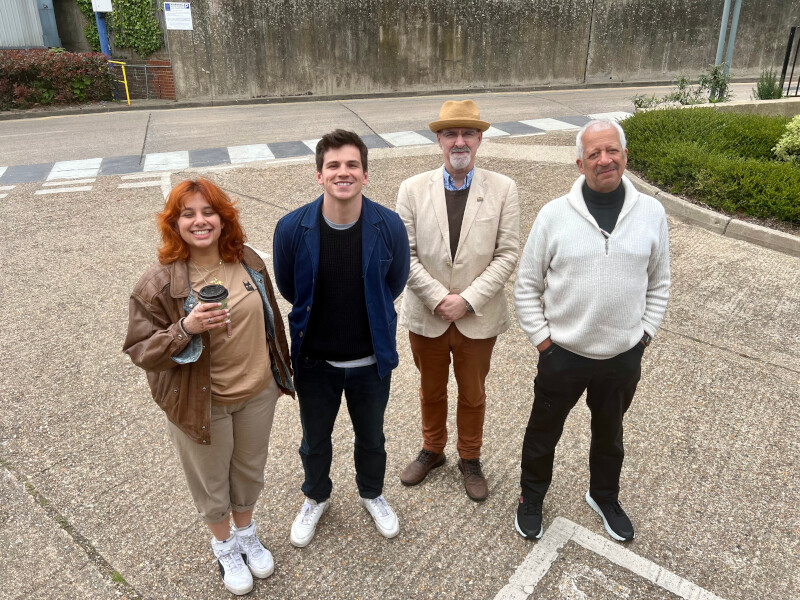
top-left (396, 166), bottom-right (520, 339)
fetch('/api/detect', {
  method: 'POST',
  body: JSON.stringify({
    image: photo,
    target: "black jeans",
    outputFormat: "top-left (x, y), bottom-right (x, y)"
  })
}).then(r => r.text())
top-left (520, 342), bottom-right (644, 503)
top-left (295, 355), bottom-right (391, 502)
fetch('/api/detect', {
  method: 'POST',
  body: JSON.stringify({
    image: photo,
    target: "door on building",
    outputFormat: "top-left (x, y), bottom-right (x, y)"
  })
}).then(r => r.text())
top-left (37, 1), bottom-right (61, 47)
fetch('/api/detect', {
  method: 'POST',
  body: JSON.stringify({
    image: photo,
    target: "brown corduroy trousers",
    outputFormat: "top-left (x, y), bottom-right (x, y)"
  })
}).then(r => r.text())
top-left (409, 324), bottom-right (497, 459)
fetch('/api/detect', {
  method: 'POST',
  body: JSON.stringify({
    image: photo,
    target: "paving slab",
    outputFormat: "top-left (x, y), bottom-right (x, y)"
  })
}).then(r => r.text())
top-left (0, 140), bottom-right (798, 600)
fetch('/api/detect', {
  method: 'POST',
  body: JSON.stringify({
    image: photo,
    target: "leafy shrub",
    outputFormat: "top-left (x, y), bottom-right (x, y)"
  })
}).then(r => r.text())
top-left (0, 49), bottom-right (114, 110)
top-left (623, 108), bottom-right (800, 224)
top-left (773, 115), bottom-right (800, 164)
top-left (631, 65), bottom-right (733, 109)
top-left (753, 68), bottom-right (783, 100)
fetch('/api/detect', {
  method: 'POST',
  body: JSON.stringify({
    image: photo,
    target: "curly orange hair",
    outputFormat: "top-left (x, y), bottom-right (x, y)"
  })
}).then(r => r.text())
top-left (157, 178), bottom-right (246, 264)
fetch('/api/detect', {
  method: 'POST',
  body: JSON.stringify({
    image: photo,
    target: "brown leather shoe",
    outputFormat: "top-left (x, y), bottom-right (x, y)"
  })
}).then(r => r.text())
top-left (400, 449), bottom-right (446, 486)
top-left (458, 458), bottom-right (488, 501)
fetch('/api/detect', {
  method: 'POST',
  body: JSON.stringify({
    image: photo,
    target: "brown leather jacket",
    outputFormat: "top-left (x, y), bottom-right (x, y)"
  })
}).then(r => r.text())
top-left (123, 246), bottom-right (294, 444)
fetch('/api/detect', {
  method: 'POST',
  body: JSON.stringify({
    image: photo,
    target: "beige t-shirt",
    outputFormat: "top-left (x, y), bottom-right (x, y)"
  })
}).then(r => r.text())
top-left (189, 261), bottom-right (272, 405)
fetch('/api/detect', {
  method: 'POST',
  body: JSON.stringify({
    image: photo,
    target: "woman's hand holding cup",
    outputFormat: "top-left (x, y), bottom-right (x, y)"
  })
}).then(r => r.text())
top-left (183, 302), bottom-right (230, 335)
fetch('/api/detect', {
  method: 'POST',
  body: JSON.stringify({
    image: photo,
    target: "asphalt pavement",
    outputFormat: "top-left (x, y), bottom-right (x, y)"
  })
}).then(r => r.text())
top-left (1, 101), bottom-right (798, 600)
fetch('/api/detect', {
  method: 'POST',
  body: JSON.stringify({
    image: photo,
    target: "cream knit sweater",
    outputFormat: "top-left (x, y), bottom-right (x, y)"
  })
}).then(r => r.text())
top-left (514, 175), bottom-right (670, 360)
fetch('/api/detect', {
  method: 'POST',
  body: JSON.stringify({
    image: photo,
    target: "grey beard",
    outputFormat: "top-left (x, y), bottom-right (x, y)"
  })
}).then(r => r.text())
top-left (449, 149), bottom-right (471, 170)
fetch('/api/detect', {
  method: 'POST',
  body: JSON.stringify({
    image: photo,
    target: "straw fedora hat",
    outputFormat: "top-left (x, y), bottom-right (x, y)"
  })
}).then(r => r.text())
top-left (429, 100), bottom-right (491, 133)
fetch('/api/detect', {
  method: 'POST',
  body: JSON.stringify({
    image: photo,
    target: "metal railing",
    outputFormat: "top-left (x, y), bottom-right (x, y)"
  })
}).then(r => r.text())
top-left (780, 27), bottom-right (800, 97)
top-left (107, 62), bottom-right (175, 101)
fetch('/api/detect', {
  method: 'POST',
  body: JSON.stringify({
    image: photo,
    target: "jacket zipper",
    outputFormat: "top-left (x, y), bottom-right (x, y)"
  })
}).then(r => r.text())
top-left (599, 228), bottom-right (611, 256)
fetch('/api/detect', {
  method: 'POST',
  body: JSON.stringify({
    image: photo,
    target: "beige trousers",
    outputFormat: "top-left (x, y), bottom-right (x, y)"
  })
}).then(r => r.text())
top-left (167, 377), bottom-right (280, 523)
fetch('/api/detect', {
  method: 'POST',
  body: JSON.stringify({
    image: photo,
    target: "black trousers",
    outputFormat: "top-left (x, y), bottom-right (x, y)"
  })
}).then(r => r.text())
top-left (520, 342), bottom-right (644, 503)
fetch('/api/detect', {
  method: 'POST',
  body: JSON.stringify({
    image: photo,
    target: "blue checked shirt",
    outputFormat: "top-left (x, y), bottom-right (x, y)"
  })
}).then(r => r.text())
top-left (443, 165), bottom-right (475, 191)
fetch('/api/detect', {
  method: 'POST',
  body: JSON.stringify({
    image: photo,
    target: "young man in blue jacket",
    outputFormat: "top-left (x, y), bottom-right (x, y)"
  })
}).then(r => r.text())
top-left (273, 129), bottom-right (410, 547)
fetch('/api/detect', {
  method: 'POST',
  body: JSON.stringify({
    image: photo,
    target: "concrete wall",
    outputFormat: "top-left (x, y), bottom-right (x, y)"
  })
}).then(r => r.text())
top-left (162, 0), bottom-right (800, 100)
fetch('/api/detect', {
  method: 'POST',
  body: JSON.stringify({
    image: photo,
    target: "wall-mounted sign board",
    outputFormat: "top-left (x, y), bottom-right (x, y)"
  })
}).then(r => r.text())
top-left (164, 2), bottom-right (193, 30)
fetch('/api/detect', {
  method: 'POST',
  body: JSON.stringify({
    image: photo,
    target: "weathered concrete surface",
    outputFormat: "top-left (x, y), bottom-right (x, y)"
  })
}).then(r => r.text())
top-left (0, 136), bottom-right (798, 599)
top-left (166, 0), bottom-right (800, 101)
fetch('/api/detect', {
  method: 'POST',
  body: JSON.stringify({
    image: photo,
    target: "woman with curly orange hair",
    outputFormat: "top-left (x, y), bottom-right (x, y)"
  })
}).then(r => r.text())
top-left (123, 178), bottom-right (294, 595)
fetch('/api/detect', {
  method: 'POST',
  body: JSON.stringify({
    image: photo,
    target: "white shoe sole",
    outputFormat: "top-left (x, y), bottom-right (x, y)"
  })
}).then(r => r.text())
top-left (585, 492), bottom-right (634, 542)
top-left (246, 558), bottom-right (274, 579)
top-left (221, 573), bottom-right (253, 596)
top-left (359, 497), bottom-right (400, 538)
top-left (289, 501), bottom-right (329, 548)
top-left (514, 514), bottom-right (543, 539)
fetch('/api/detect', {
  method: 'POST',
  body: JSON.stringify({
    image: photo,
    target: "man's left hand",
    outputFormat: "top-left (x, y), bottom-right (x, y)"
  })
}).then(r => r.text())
top-left (434, 294), bottom-right (469, 322)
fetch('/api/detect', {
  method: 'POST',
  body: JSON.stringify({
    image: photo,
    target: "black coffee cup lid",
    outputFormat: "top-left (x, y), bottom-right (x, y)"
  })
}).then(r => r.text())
top-left (198, 284), bottom-right (229, 302)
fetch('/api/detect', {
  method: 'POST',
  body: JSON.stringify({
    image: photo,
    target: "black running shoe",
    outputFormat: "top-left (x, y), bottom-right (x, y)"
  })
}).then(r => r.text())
top-left (585, 492), bottom-right (635, 541)
top-left (515, 495), bottom-right (544, 539)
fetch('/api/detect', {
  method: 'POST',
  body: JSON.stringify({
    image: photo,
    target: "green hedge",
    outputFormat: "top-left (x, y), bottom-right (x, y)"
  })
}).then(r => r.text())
top-left (0, 49), bottom-right (114, 110)
top-left (622, 108), bottom-right (800, 224)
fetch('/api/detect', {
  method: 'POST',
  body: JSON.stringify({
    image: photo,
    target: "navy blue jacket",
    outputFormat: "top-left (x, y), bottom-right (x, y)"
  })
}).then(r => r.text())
top-left (273, 195), bottom-right (410, 379)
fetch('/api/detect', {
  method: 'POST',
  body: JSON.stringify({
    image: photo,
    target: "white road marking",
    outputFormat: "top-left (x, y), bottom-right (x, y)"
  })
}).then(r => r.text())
top-left (35, 186), bottom-right (93, 195)
top-left (47, 158), bottom-right (102, 180)
top-left (303, 139), bottom-right (320, 153)
top-left (495, 517), bottom-right (727, 600)
top-left (0, 185), bottom-right (14, 191)
top-left (119, 181), bottom-right (162, 188)
top-left (520, 118), bottom-right (582, 131)
top-left (483, 126), bottom-right (511, 138)
top-left (0, 167), bottom-right (7, 179)
top-left (121, 172), bottom-right (166, 180)
top-left (119, 173), bottom-right (172, 199)
top-left (588, 111), bottom-right (634, 122)
top-left (0, 193), bottom-right (7, 199)
top-left (380, 131), bottom-right (435, 147)
top-left (42, 178), bottom-right (96, 186)
top-left (143, 151), bottom-right (190, 172)
top-left (228, 144), bottom-right (275, 164)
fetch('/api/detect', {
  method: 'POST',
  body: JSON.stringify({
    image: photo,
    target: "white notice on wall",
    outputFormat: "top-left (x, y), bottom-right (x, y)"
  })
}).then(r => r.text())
top-left (91, 0), bottom-right (113, 11)
top-left (164, 2), bottom-right (193, 30)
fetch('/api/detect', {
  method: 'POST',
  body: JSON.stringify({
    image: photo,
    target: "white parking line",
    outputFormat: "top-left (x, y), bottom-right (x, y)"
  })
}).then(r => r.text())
top-left (42, 178), bottom-right (96, 186)
top-left (0, 167), bottom-right (7, 179)
top-left (520, 118), bottom-right (582, 131)
top-left (588, 111), bottom-right (634, 122)
top-left (121, 172), bottom-right (168, 180)
top-left (495, 517), bottom-right (726, 600)
top-left (0, 193), bottom-right (7, 199)
top-left (35, 186), bottom-right (93, 195)
top-left (0, 185), bottom-right (14, 191)
top-left (47, 158), bottom-right (102, 180)
top-left (380, 131), bottom-right (435, 147)
top-left (228, 144), bottom-right (275, 164)
top-left (143, 151), bottom-right (190, 172)
top-left (119, 181), bottom-right (162, 188)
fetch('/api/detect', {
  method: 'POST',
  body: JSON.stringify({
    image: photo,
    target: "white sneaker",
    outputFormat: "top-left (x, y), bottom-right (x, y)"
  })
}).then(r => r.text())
top-left (234, 521), bottom-right (274, 579)
top-left (289, 498), bottom-right (329, 548)
top-left (359, 495), bottom-right (400, 538)
top-left (211, 535), bottom-right (253, 595)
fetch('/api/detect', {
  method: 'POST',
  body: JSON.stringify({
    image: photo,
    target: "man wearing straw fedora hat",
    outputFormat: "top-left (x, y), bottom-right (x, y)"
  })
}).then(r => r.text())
top-left (396, 100), bottom-right (520, 501)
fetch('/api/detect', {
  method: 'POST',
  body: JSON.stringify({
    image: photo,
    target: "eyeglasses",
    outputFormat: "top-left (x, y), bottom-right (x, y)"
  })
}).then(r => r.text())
top-left (440, 130), bottom-right (480, 141)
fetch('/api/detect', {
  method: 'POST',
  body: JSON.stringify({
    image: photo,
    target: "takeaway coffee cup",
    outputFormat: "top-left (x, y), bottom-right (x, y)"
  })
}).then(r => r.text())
top-left (198, 284), bottom-right (231, 336)
top-left (198, 284), bottom-right (228, 308)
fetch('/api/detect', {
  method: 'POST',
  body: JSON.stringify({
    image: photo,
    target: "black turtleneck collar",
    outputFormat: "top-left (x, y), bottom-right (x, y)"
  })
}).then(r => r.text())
top-left (582, 181), bottom-right (625, 233)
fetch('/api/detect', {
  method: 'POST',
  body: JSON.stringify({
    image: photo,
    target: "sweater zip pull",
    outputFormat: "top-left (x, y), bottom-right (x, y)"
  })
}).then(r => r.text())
top-left (599, 228), bottom-right (610, 256)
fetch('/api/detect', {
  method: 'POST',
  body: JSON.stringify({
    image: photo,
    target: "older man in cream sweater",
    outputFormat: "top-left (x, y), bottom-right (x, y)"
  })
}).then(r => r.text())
top-left (513, 119), bottom-right (670, 542)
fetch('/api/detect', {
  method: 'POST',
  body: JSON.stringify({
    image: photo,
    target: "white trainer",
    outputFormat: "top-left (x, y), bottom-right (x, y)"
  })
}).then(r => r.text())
top-left (234, 521), bottom-right (274, 579)
top-left (290, 498), bottom-right (330, 548)
top-left (211, 535), bottom-right (253, 596)
top-left (359, 495), bottom-right (400, 538)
